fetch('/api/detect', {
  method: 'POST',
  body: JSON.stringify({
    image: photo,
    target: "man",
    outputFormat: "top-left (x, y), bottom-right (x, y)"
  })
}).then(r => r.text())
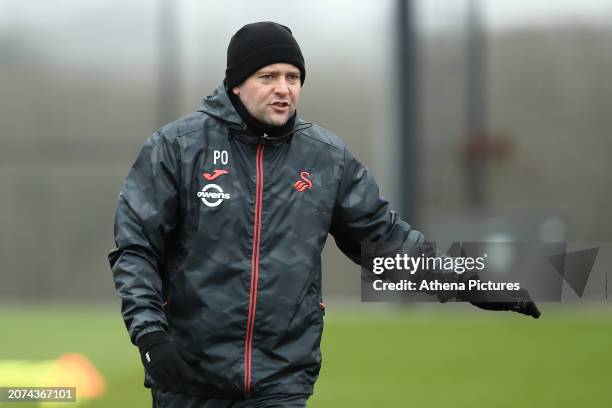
top-left (109, 22), bottom-right (540, 407)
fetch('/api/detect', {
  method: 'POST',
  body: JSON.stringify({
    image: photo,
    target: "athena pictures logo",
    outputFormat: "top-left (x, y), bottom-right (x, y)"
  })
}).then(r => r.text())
top-left (197, 184), bottom-right (231, 207)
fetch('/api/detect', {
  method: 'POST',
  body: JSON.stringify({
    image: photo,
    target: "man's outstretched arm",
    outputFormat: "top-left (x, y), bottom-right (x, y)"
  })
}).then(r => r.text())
top-left (329, 145), bottom-right (540, 318)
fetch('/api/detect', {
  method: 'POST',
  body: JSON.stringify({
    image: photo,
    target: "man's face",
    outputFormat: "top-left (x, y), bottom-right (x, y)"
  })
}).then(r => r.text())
top-left (232, 63), bottom-right (302, 127)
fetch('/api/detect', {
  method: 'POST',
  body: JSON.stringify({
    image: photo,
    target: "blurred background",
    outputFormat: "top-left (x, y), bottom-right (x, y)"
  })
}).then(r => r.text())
top-left (1, 0), bottom-right (611, 406)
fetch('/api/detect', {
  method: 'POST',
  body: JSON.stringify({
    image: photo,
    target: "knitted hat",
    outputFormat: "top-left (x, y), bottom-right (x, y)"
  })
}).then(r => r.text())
top-left (225, 21), bottom-right (305, 89)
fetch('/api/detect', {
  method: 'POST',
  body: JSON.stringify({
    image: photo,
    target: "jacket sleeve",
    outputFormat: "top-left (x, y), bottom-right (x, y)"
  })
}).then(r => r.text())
top-left (108, 131), bottom-right (180, 345)
top-left (330, 146), bottom-right (425, 264)
top-left (329, 146), bottom-right (464, 300)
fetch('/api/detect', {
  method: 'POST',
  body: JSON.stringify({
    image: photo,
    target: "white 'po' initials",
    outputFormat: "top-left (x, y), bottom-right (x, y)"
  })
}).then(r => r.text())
top-left (214, 150), bottom-right (228, 165)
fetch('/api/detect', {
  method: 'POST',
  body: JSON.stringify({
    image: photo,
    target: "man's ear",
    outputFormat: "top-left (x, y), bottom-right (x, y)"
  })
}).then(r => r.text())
top-left (232, 86), bottom-right (240, 96)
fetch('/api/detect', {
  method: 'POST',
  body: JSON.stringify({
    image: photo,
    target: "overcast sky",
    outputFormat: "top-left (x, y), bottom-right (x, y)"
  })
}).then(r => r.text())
top-left (1, 0), bottom-right (611, 30)
top-left (1, 0), bottom-right (610, 69)
top-left (418, 0), bottom-right (612, 32)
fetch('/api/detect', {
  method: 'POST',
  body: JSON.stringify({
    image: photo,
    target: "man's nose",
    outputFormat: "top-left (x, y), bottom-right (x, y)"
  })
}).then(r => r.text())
top-left (274, 77), bottom-right (290, 94)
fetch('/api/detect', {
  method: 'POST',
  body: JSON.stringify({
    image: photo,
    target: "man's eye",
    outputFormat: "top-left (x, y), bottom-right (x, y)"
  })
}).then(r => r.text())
top-left (260, 74), bottom-right (273, 80)
top-left (287, 75), bottom-right (299, 81)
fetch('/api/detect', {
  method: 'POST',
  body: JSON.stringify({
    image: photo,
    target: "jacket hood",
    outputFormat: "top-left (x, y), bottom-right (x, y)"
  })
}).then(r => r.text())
top-left (199, 83), bottom-right (243, 126)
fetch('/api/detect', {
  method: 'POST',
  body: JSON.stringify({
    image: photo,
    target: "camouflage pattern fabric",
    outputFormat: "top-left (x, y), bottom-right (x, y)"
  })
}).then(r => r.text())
top-left (109, 83), bottom-right (424, 398)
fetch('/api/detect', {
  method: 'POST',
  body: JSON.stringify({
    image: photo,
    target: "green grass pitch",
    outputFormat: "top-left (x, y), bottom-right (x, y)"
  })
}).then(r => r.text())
top-left (0, 305), bottom-right (610, 407)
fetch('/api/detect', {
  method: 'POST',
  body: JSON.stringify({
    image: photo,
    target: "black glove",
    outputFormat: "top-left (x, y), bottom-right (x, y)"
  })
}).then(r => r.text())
top-left (465, 287), bottom-right (541, 319)
top-left (137, 331), bottom-right (199, 392)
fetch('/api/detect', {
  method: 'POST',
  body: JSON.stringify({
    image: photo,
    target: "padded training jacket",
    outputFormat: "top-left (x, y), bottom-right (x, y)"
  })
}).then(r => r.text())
top-left (109, 83), bottom-right (425, 399)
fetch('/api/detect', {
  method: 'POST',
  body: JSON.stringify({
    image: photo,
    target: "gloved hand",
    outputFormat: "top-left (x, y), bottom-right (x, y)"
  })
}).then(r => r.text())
top-left (464, 287), bottom-right (541, 319)
top-left (137, 331), bottom-right (199, 392)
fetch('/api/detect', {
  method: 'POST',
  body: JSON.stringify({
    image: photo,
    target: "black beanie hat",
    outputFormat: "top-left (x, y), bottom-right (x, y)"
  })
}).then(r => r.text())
top-left (225, 21), bottom-right (305, 89)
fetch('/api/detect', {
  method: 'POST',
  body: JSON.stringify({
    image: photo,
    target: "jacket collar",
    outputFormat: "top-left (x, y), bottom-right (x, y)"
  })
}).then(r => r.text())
top-left (198, 83), bottom-right (312, 145)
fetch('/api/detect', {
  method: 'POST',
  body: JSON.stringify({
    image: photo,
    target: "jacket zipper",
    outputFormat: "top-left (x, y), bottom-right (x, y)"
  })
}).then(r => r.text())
top-left (244, 142), bottom-right (264, 397)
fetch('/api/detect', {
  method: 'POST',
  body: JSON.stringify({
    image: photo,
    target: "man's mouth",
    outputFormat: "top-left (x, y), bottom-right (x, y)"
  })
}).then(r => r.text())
top-left (270, 101), bottom-right (289, 110)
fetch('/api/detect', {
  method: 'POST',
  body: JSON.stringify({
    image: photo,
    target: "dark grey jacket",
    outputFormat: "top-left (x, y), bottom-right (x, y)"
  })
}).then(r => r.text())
top-left (109, 83), bottom-right (425, 398)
